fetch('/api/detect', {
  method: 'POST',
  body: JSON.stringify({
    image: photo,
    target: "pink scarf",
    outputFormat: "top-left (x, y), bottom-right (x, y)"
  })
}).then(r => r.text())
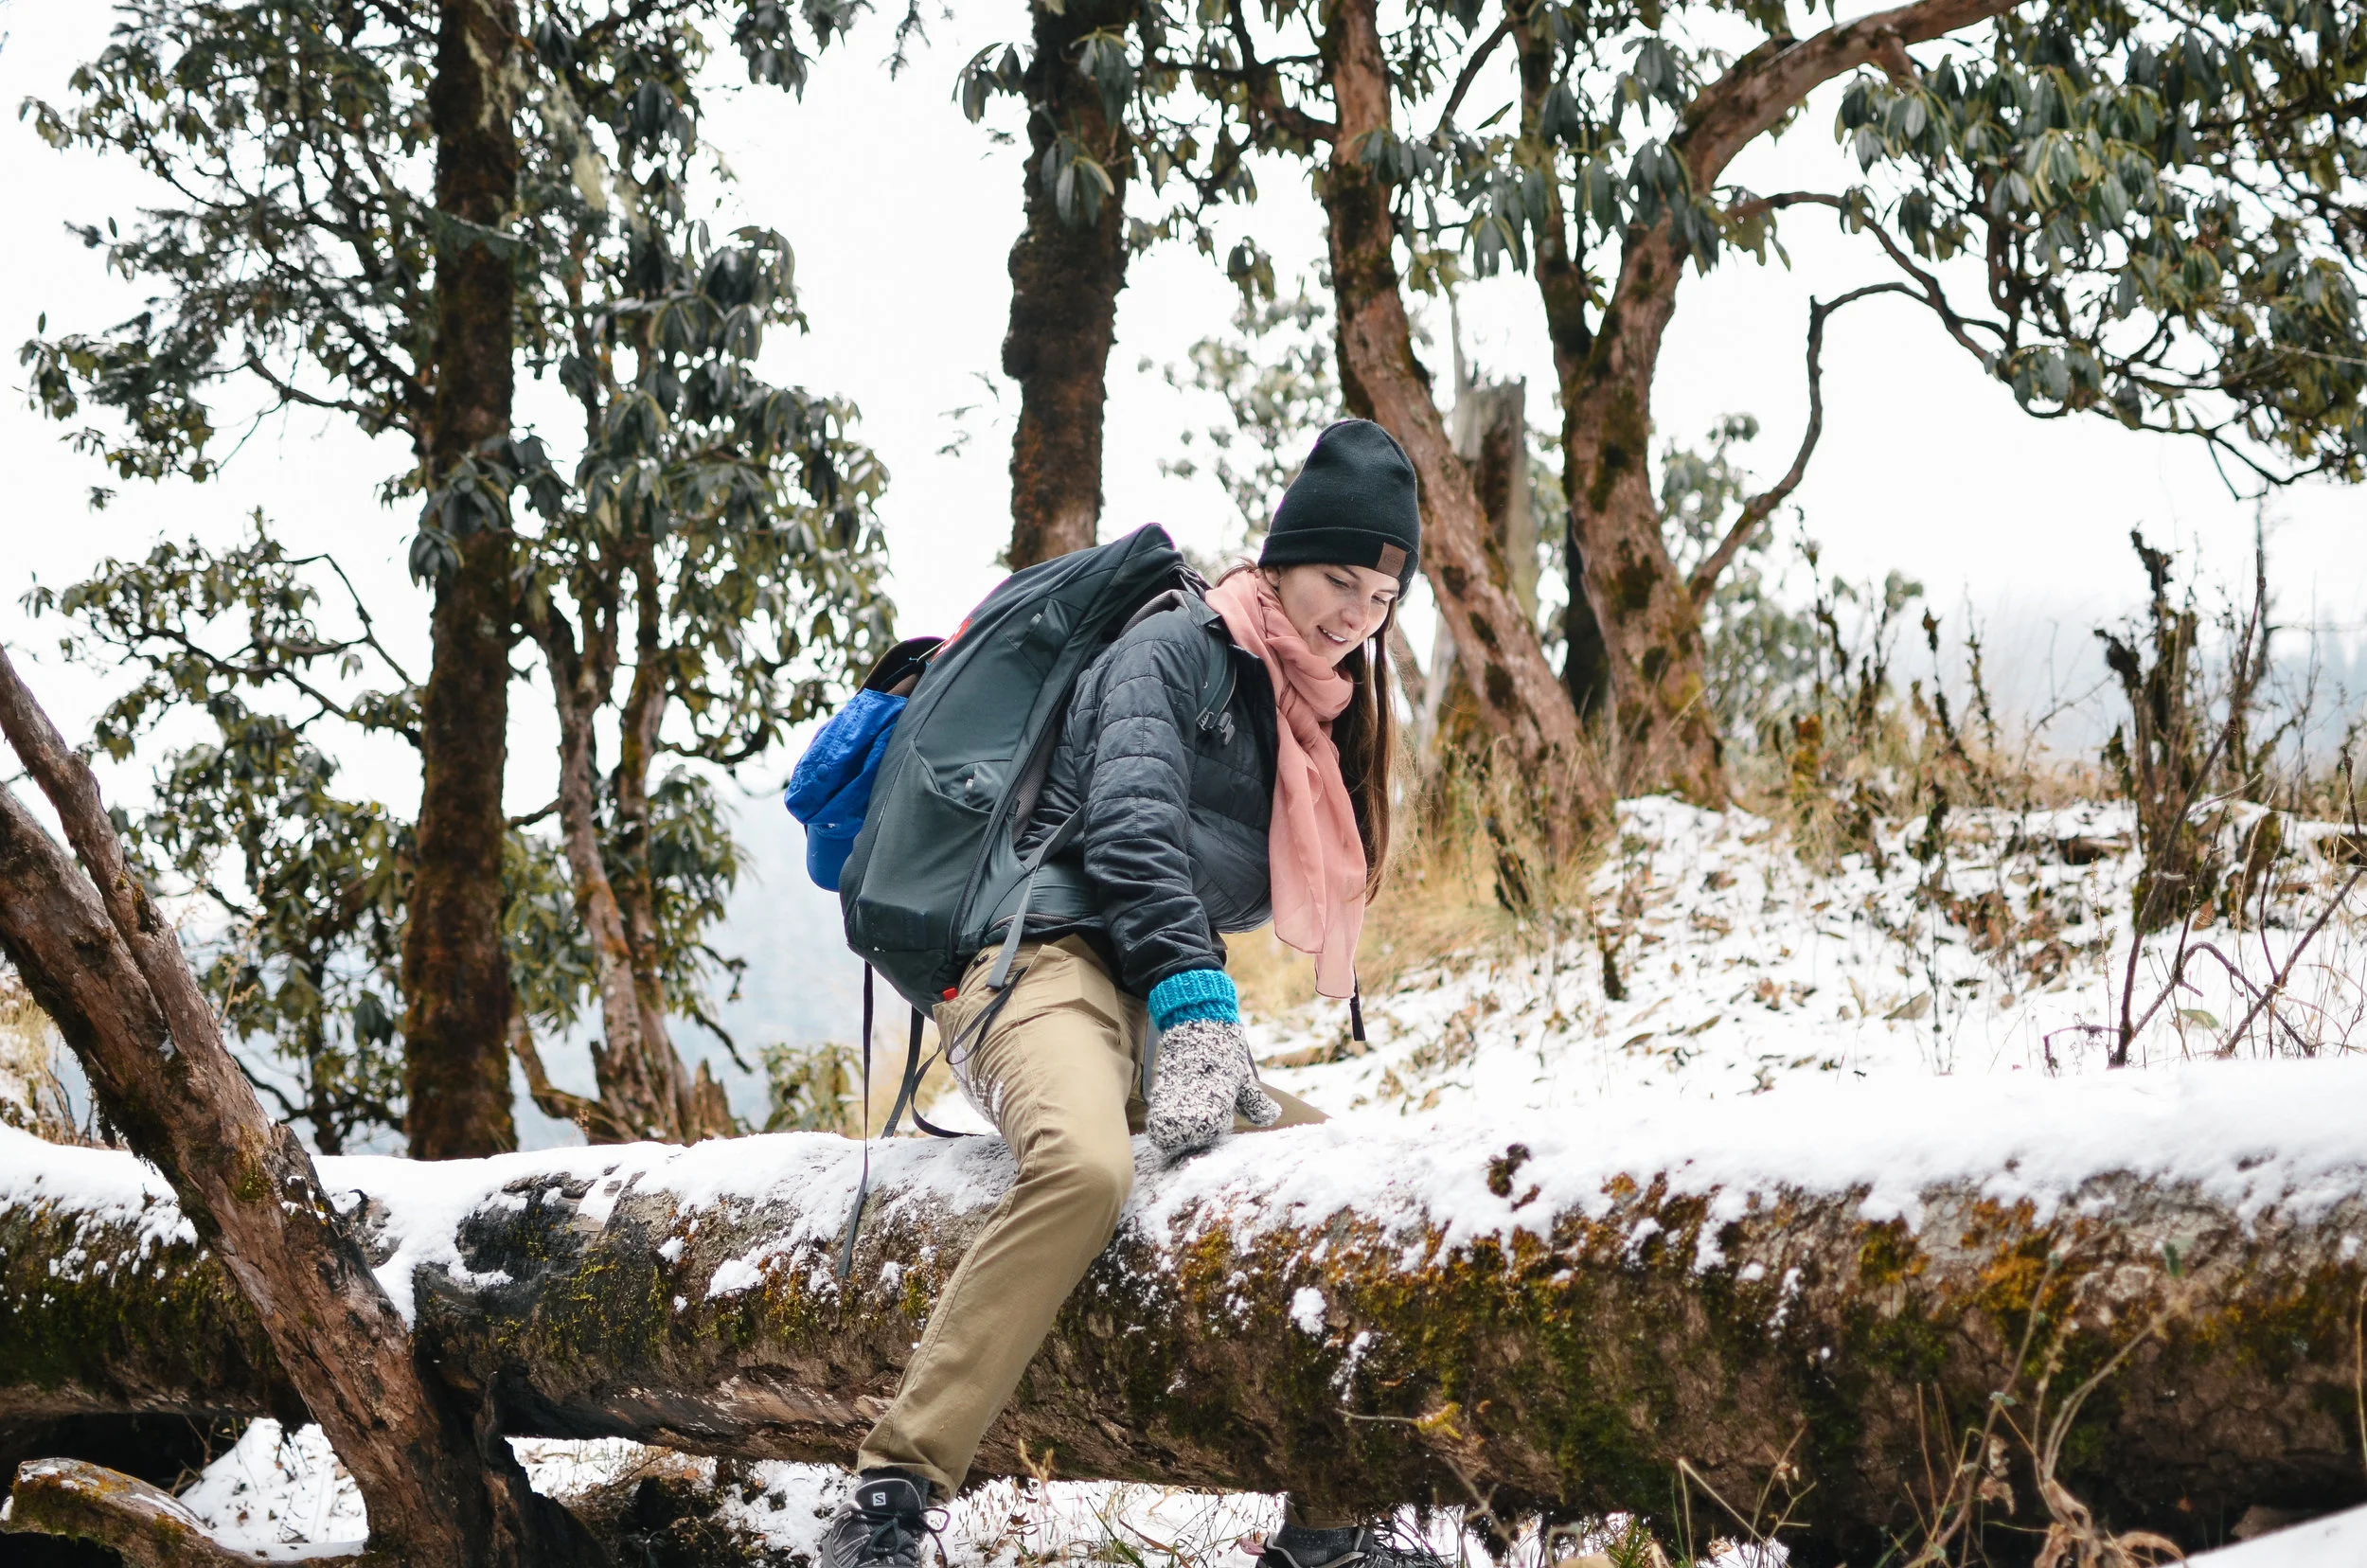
top-left (1204, 572), bottom-right (1365, 999)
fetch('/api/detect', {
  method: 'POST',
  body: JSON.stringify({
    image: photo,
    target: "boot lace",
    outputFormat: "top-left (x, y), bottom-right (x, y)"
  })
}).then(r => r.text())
top-left (858, 1500), bottom-right (941, 1568)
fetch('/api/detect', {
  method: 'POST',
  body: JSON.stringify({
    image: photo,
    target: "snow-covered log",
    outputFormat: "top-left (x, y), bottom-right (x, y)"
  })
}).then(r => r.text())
top-left (9, 1062), bottom-right (2367, 1560)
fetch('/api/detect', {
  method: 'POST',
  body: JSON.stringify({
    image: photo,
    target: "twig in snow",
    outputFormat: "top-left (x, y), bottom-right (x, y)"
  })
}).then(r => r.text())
top-left (2216, 764), bottom-right (2365, 1059)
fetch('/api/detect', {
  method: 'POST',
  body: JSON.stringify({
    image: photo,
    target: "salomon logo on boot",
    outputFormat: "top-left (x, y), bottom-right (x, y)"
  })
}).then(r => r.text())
top-left (820, 1471), bottom-right (935, 1568)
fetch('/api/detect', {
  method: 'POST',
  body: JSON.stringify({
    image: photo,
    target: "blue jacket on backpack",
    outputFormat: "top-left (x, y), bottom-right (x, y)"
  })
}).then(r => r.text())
top-left (785, 687), bottom-right (906, 891)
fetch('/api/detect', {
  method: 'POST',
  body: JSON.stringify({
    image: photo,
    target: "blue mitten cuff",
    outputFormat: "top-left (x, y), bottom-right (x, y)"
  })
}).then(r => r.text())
top-left (1148, 968), bottom-right (1239, 1030)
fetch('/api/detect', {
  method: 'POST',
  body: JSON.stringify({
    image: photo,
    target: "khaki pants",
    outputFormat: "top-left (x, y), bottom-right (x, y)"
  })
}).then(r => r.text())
top-left (856, 935), bottom-right (1324, 1497)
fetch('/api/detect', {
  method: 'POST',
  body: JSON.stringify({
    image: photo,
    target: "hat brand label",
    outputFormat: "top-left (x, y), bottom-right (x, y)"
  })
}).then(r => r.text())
top-left (1376, 543), bottom-right (1407, 578)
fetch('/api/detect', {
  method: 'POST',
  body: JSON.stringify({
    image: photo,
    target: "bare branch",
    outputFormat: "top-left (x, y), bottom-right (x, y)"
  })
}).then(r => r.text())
top-left (1856, 216), bottom-right (2012, 359)
top-left (1224, 0), bottom-right (1338, 145)
top-left (508, 1006), bottom-right (633, 1143)
top-left (1689, 283), bottom-right (1913, 601)
top-left (115, 623), bottom-right (418, 746)
top-left (1433, 18), bottom-right (1515, 139)
top-left (2213, 864), bottom-right (2367, 1058)
top-left (310, 550), bottom-right (418, 687)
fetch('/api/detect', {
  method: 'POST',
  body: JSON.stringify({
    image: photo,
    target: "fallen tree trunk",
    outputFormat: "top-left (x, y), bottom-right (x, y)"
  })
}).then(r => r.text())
top-left (9, 1062), bottom-right (2367, 1562)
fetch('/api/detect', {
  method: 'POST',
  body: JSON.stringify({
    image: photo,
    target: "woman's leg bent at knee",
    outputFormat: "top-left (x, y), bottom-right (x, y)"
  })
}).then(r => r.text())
top-left (856, 939), bottom-right (1144, 1498)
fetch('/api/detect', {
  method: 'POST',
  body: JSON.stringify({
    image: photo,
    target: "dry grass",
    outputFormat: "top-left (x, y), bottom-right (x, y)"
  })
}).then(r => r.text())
top-left (0, 968), bottom-right (83, 1144)
top-left (1230, 746), bottom-right (1607, 1026)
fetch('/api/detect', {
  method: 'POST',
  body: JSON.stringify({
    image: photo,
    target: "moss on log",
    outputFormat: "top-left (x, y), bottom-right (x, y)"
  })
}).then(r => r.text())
top-left (0, 1180), bottom-right (298, 1430)
top-left (6, 1074), bottom-right (2367, 1560)
top-left (0, 1458), bottom-right (290, 1567)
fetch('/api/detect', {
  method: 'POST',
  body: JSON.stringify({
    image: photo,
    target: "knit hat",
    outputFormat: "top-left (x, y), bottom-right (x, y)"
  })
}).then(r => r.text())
top-left (1260, 419), bottom-right (1421, 588)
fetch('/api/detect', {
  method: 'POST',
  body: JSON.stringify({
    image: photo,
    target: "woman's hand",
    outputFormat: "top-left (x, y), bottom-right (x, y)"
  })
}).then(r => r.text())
top-left (1148, 1018), bottom-right (1280, 1160)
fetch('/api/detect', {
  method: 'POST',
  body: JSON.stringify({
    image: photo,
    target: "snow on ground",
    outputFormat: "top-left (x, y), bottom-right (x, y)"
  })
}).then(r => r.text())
top-left (169, 1434), bottom-right (1789, 1568)
top-left (1256, 797), bottom-right (2367, 1120)
top-left (9, 794), bottom-right (2362, 1563)
top-left (2188, 1503), bottom-right (2367, 1565)
top-left (175, 1419), bottom-right (367, 1559)
top-left (160, 1419), bottom-right (2367, 1566)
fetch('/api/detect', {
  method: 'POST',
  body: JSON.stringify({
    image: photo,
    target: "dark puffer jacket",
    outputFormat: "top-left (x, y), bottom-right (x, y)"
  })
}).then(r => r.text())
top-left (1015, 596), bottom-right (1277, 994)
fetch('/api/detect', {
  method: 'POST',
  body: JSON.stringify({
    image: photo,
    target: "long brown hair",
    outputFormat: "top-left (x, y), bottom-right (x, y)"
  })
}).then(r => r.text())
top-left (1333, 610), bottom-right (1397, 900)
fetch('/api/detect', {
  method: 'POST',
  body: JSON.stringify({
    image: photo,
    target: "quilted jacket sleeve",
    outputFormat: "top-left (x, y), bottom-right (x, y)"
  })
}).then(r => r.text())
top-left (1077, 615), bottom-right (1222, 993)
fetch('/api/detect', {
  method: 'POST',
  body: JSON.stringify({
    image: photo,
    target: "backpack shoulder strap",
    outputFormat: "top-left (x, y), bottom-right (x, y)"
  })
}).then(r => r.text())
top-left (1194, 615), bottom-right (1238, 743)
top-left (1114, 587), bottom-right (1240, 741)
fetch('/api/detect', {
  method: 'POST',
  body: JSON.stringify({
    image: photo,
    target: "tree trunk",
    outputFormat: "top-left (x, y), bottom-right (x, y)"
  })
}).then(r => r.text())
top-left (523, 574), bottom-right (733, 1148)
top-left (1002, 0), bottom-right (1134, 569)
top-left (1318, 0), bottom-right (1593, 833)
top-left (1557, 232), bottom-right (1727, 801)
top-left (0, 655), bottom-right (590, 1567)
top-left (11, 1085), bottom-right (2367, 1561)
top-left (1514, 0), bottom-right (2015, 803)
top-left (1512, 0), bottom-right (1719, 802)
top-left (610, 557), bottom-right (736, 1143)
top-left (1510, 17), bottom-right (1611, 725)
top-left (405, 0), bottom-right (525, 1162)
top-left (525, 589), bottom-right (668, 1144)
top-left (1429, 378), bottom-right (1535, 761)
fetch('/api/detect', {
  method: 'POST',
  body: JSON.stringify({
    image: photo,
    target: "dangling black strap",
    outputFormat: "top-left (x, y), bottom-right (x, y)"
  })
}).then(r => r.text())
top-left (987, 812), bottom-right (1084, 989)
top-left (837, 965), bottom-right (880, 1281)
top-left (888, 1006), bottom-right (974, 1140)
top-left (906, 980), bottom-right (1025, 1139)
top-left (1349, 975), bottom-right (1366, 1043)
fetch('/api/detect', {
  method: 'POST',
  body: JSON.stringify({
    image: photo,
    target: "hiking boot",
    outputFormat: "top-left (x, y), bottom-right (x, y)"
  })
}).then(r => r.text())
top-left (1259, 1522), bottom-right (1450, 1568)
top-left (819, 1472), bottom-right (934, 1568)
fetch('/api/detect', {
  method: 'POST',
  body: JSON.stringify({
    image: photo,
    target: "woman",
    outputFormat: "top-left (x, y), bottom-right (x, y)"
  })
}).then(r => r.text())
top-left (824, 419), bottom-right (1438, 1568)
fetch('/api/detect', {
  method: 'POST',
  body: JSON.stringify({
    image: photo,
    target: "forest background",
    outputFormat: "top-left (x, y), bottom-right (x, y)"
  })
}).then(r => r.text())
top-left (0, 0), bottom-right (2362, 1150)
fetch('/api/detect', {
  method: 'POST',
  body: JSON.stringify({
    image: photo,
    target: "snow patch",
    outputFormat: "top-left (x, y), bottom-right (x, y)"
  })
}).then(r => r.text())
top-left (177, 1419), bottom-right (366, 1559)
top-left (2189, 1504), bottom-right (2367, 1565)
top-left (706, 1254), bottom-right (768, 1299)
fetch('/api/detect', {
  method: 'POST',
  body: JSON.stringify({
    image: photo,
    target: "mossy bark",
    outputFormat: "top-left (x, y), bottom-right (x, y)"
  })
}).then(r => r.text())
top-left (405, 0), bottom-right (525, 1163)
top-left (1002, 0), bottom-right (1134, 571)
top-left (0, 1194), bottom-right (297, 1431)
top-left (6, 1133), bottom-right (2365, 1560)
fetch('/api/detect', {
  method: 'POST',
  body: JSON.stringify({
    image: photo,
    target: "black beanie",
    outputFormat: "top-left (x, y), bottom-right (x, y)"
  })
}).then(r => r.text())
top-left (1260, 419), bottom-right (1421, 588)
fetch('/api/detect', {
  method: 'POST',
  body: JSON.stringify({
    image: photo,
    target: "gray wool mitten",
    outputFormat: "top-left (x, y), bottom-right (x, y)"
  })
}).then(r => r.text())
top-left (1147, 1018), bottom-right (1281, 1160)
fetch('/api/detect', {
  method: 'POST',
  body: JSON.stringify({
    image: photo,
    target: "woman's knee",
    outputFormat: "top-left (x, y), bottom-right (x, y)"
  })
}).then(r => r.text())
top-left (1022, 1131), bottom-right (1135, 1220)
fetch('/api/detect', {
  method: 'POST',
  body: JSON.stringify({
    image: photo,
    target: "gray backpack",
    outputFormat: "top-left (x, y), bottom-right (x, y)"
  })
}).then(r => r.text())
top-left (838, 522), bottom-right (1240, 1007)
top-left (828, 526), bottom-right (1235, 1271)
top-left (829, 527), bottom-right (1231, 1192)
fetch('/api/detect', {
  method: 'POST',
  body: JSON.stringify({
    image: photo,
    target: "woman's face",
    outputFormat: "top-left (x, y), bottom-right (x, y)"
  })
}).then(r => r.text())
top-left (1263, 561), bottom-right (1400, 668)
